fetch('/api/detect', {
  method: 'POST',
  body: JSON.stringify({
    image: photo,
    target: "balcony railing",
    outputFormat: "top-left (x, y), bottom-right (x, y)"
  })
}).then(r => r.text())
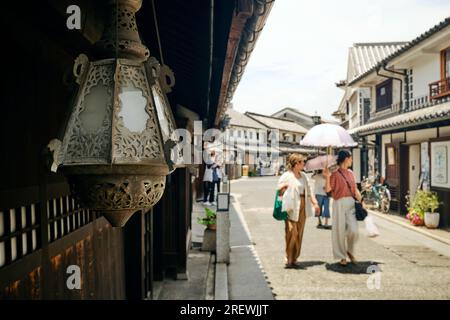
top-left (369, 93), bottom-right (450, 121)
top-left (406, 93), bottom-right (450, 112)
top-left (360, 81), bottom-right (450, 125)
top-left (429, 77), bottom-right (450, 100)
top-left (408, 94), bottom-right (429, 111)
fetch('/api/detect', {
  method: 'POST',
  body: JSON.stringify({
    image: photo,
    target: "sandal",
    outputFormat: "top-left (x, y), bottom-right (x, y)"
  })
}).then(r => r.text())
top-left (339, 259), bottom-right (348, 266)
top-left (347, 252), bottom-right (357, 264)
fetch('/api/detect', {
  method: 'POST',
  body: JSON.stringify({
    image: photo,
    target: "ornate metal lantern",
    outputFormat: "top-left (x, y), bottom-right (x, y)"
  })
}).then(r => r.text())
top-left (51, 0), bottom-right (177, 227)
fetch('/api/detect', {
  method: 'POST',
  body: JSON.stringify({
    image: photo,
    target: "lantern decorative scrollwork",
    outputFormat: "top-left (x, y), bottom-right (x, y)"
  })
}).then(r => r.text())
top-left (50, 0), bottom-right (177, 227)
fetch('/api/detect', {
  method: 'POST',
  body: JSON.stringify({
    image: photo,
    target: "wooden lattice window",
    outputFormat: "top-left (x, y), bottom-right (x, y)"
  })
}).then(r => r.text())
top-left (47, 196), bottom-right (94, 243)
top-left (376, 79), bottom-right (393, 111)
top-left (0, 204), bottom-right (40, 268)
top-left (0, 195), bottom-right (94, 269)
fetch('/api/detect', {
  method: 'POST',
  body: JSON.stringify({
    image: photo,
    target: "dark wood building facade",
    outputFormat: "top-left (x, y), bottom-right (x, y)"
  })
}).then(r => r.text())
top-left (0, 0), bottom-right (273, 299)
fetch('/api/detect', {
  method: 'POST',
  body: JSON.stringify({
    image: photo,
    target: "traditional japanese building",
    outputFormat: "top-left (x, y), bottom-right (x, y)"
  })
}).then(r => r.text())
top-left (335, 18), bottom-right (450, 227)
top-left (272, 106), bottom-right (339, 129)
top-left (245, 112), bottom-right (316, 169)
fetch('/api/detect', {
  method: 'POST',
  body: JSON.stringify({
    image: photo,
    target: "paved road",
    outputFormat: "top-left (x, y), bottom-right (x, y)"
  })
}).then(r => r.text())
top-left (230, 176), bottom-right (450, 299)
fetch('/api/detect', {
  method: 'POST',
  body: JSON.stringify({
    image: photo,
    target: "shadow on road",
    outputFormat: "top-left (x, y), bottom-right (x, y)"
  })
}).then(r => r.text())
top-left (325, 261), bottom-right (382, 274)
top-left (297, 261), bottom-right (326, 269)
top-left (284, 261), bottom-right (326, 270)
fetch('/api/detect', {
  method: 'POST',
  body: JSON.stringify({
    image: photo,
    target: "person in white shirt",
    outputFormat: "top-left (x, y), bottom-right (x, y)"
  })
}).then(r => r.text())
top-left (277, 153), bottom-right (320, 268)
top-left (312, 170), bottom-right (331, 228)
top-left (203, 151), bottom-right (215, 205)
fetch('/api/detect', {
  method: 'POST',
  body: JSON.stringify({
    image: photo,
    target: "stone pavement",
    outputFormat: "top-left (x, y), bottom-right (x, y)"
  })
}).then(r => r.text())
top-left (154, 176), bottom-right (450, 300)
top-left (154, 196), bottom-right (275, 300)
top-left (154, 201), bottom-right (214, 300)
top-left (369, 209), bottom-right (450, 245)
top-left (226, 195), bottom-right (274, 300)
top-left (154, 248), bottom-right (214, 300)
top-left (229, 176), bottom-right (450, 300)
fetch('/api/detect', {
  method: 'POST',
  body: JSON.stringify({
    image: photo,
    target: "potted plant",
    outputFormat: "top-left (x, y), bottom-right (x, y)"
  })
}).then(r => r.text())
top-left (406, 191), bottom-right (425, 226)
top-left (197, 207), bottom-right (217, 230)
top-left (423, 191), bottom-right (441, 229)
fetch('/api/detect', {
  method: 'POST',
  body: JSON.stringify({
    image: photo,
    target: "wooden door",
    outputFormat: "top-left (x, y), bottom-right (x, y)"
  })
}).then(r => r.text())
top-left (386, 143), bottom-right (401, 212)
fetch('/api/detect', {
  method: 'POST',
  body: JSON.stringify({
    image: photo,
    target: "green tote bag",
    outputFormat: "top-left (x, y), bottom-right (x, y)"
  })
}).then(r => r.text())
top-left (273, 190), bottom-right (288, 221)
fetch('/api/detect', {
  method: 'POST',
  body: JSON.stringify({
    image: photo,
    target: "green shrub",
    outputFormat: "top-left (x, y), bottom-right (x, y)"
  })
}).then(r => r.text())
top-left (197, 207), bottom-right (216, 226)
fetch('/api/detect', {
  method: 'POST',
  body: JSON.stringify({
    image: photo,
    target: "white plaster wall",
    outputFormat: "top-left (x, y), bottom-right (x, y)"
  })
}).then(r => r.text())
top-left (392, 79), bottom-right (402, 105)
top-left (409, 144), bottom-right (421, 198)
top-left (360, 87), bottom-right (371, 99)
top-left (406, 128), bottom-right (438, 143)
top-left (349, 93), bottom-right (359, 129)
top-left (352, 148), bottom-right (361, 183)
top-left (410, 54), bottom-right (440, 98)
top-left (367, 134), bottom-right (376, 177)
top-left (439, 126), bottom-right (450, 137)
top-left (392, 132), bottom-right (405, 143)
top-left (270, 130), bottom-right (280, 142)
top-left (247, 129), bottom-right (257, 142)
top-left (230, 126), bottom-right (258, 144)
top-left (370, 86), bottom-right (376, 114)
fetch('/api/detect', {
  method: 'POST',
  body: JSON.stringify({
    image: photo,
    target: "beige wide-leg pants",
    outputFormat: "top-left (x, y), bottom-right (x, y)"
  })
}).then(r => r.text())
top-left (332, 197), bottom-right (359, 260)
top-left (285, 196), bottom-right (306, 264)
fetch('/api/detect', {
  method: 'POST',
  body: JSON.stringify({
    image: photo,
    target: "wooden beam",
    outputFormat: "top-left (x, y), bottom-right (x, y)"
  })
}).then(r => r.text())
top-left (216, 0), bottom-right (254, 126)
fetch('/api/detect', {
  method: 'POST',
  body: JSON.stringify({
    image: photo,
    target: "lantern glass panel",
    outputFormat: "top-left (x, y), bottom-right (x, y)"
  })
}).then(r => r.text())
top-left (118, 85), bottom-right (149, 133)
top-left (79, 84), bottom-right (110, 133)
top-left (152, 86), bottom-right (170, 139)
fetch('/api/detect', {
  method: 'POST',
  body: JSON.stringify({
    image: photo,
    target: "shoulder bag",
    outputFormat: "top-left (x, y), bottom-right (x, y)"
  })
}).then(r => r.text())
top-left (337, 170), bottom-right (367, 221)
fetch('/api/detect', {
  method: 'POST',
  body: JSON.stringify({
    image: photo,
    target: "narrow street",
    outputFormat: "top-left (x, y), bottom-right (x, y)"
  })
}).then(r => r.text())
top-left (230, 176), bottom-right (450, 299)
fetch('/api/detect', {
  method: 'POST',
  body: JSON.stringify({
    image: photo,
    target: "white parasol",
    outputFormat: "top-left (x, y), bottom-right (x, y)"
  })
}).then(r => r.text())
top-left (300, 123), bottom-right (357, 170)
top-left (300, 123), bottom-right (357, 148)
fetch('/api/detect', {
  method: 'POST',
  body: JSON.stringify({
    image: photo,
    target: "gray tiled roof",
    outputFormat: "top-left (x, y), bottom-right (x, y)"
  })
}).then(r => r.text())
top-left (226, 108), bottom-right (267, 130)
top-left (349, 100), bottom-right (450, 135)
top-left (348, 42), bottom-right (406, 82)
top-left (349, 17), bottom-right (450, 85)
top-left (271, 107), bottom-right (314, 119)
top-left (245, 112), bottom-right (309, 133)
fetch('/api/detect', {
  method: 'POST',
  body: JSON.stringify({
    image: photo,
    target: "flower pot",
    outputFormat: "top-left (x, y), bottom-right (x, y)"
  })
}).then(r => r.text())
top-left (410, 214), bottom-right (424, 226)
top-left (202, 228), bottom-right (216, 252)
top-left (424, 212), bottom-right (440, 229)
top-left (207, 224), bottom-right (217, 230)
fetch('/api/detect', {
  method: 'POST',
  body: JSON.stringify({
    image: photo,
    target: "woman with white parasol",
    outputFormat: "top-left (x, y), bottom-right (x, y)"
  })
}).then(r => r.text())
top-left (323, 150), bottom-right (361, 266)
top-left (301, 124), bottom-right (361, 266)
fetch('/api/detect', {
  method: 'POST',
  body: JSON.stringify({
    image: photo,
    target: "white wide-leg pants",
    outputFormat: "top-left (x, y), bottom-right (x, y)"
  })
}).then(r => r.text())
top-left (332, 197), bottom-right (359, 260)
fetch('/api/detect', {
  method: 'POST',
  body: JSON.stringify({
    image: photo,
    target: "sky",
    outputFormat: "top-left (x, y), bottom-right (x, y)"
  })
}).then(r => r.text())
top-left (231, 0), bottom-right (450, 121)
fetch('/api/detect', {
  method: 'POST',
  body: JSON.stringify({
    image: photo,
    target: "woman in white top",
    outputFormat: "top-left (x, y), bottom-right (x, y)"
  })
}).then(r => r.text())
top-left (278, 153), bottom-right (320, 268)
